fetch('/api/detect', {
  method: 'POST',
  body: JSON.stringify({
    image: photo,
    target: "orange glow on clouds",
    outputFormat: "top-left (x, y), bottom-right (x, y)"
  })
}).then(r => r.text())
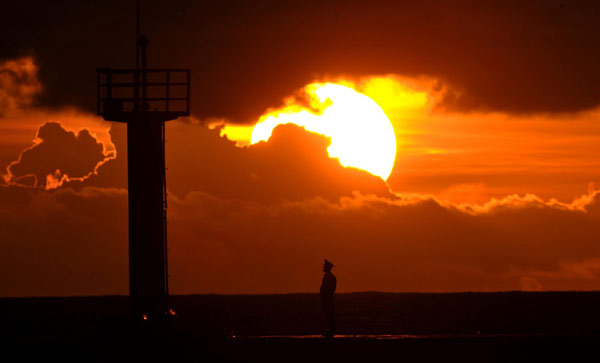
top-left (251, 83), bottom-right (397, 180)
top-left (208, 74), bottom-right (600, 204)
top-left (212, 76), bottom-right (437, 180)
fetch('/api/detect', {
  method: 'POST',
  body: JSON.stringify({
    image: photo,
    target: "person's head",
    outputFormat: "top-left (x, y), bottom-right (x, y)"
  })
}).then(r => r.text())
top-left (323, 259), bottom-right (334, 272)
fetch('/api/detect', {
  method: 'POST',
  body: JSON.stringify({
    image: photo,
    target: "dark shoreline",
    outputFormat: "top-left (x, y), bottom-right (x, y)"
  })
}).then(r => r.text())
top-left (3, 291), bottom-right (600, 362)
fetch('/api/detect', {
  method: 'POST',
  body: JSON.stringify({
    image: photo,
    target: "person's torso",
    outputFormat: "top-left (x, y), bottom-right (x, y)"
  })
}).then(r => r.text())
top-left (320, 272), bottom-right (336, 295)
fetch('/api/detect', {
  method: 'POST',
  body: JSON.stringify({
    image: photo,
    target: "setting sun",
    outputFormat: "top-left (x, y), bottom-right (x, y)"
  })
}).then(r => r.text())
top-left (251, 83), bottom-right (397, 180)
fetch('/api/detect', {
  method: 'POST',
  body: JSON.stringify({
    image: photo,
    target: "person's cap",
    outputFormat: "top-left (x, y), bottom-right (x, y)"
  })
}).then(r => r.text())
top-left (324, 259), bottom-right (334, 268)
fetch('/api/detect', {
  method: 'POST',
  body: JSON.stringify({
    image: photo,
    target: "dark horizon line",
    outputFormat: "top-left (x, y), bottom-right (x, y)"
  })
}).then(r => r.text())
top-left (2, 289), bottom-right (600, 300)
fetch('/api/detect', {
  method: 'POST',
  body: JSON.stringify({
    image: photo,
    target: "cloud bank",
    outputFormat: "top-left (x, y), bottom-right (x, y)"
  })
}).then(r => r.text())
top-left (2, 180), bottom-right (599, 296)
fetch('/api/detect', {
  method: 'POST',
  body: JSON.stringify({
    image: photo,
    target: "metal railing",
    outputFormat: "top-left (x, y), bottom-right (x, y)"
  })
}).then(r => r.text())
top-left (97, 68), bottom-right (191, 118)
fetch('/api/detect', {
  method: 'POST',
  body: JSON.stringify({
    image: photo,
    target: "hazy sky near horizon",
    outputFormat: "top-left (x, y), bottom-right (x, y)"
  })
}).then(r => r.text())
top-left (1, 0), bottom-right (600, 296)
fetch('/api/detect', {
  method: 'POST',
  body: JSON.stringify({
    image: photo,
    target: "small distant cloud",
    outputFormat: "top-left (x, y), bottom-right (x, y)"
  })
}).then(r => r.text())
top-left (520, 277), bottom-right (543, 291)
top-left (529, 259), bottom-right (600, 281)
top-left (0, 57), bottom-right (41, 115)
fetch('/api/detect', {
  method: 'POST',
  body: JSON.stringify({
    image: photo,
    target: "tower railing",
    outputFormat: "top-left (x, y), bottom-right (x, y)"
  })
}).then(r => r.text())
top-left (97, 68), bottom-right (191, 122)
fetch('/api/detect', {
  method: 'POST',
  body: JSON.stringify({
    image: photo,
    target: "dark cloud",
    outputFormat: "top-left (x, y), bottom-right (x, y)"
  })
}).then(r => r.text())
top-left (69, 123), bottom-right (128, 190)
top-left (166, 190), bottom-right (600, 294)
top-left (164, 122), bottom-right (391, 202)
top-left (2, 183), bottom-right (600, 296)
top-left (5, 122), bottom-right (111, 188)
top-left (1, 0), bottom-right (598, 121)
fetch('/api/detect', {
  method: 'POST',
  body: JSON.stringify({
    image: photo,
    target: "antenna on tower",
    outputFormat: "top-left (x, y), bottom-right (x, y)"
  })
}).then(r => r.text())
top-left (136, 0), bottom-right (140, 70)
top-left (134, 0), bottom-right (140, 113)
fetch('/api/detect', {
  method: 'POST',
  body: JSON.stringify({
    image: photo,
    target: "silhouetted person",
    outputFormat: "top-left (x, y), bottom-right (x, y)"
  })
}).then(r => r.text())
top-left (320, 259), bottom-right (337, 338)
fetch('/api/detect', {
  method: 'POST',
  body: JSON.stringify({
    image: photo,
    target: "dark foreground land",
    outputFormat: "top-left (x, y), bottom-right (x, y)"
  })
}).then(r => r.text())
top-left (2, 291), bottom-right (600, 362)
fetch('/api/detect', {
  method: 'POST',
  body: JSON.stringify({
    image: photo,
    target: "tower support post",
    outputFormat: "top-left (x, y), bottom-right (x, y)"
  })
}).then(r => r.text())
top-left (127, 114), bottom-right (169, 319)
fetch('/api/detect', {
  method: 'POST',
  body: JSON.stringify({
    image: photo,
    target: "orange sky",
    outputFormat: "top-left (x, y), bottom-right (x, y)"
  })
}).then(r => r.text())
top-left (1, 1), bottom-right (600, 296)
top-left (1, 55), bottom-right (600, 296)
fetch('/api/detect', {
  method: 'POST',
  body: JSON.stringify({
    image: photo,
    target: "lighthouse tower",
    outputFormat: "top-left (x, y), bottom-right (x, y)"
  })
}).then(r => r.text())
top-left (96, 3), bottom-right (190, 320)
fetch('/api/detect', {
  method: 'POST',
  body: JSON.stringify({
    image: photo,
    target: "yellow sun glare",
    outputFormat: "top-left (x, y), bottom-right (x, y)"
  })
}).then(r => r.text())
top-left (251, 83), bottom-right (397, 180)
